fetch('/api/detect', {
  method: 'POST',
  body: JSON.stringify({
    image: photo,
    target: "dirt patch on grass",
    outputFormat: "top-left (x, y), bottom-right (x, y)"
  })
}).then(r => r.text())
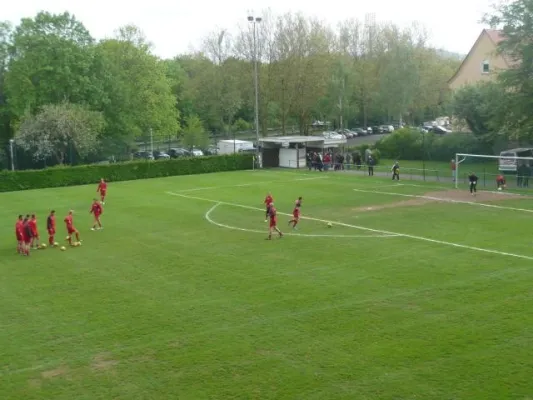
top-left (91, 353), bottom-right (118, 371)
top-left (352, 189), bottom-right (527, 212)
top-left (41, 366), bottom-right (69, 379)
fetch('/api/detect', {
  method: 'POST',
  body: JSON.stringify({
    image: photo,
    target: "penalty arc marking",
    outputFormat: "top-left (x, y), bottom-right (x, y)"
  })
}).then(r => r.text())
top-left (205, 203), bottom-right (398, 239)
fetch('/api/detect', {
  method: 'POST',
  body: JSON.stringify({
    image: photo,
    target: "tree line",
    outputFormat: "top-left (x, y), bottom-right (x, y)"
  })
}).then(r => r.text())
top-left (0, 10), bottom-right (461, 167)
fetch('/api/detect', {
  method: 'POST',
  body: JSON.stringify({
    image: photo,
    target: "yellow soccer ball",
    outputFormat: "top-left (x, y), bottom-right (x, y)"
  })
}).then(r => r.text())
top-left (327, 222), bottom-right (332, 227)
top-left (54, 242), bottom-right (59, 246)
top-left (65, 236), bottom-right (70, 241)
top-left (40, 243), bottom-right (47, 249)
top-left (60, 246), bottom-right (66, 251)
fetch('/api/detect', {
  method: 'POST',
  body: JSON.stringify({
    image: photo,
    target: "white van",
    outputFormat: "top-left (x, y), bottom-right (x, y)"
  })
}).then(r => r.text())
top-left (499, 148), bottom-right (533, 172)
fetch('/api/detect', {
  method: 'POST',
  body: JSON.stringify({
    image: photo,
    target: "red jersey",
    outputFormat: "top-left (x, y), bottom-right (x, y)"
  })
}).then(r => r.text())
top-left (64, 215), bottom-right (74, 228)
top-left (91, 202), bottom-right (103, 215)
top-left (269, 206), bottom-right (277, 219)
top-left (15, 220), bottom-right (23, 235)
top-left (47, 214), bottom-right (56, 230)
top-left (497, 174), bottom-right (505, 182)
top-left (264, 195), bottom-right (273, 206)
top-left (28, 218), bottom-right (37, 233)
top-left (97, 181), bottom-right (107, 192)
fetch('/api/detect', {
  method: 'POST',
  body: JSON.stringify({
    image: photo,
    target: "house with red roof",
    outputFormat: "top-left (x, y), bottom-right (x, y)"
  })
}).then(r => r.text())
top-left (448, 29), bottom-right (510, 90)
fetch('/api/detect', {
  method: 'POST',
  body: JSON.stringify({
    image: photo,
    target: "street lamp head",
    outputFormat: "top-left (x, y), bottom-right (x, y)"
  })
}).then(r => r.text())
top-left (255, 17), bottom-right (262, 22)
top-left (9, 139), bottom-right (14, 144)
top-left (247, 16), bottom-right (254, 22)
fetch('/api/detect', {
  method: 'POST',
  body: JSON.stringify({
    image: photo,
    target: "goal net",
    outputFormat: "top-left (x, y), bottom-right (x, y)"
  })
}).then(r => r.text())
top-left (455, 152), bottom-right (533, 191)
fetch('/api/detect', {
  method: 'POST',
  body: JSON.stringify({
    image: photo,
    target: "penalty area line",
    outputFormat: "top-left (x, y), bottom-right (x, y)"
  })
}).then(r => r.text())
top-left (174, 176), bottom-right (328, 193)
top-left (353, 188), bottom-right (533, 214)
top-left (205, 203), bottom-right (396, 238)
top-left (166, 191), bottom-right (533, 261)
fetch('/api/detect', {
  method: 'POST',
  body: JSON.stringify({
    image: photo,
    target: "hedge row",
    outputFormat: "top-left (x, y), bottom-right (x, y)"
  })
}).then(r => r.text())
top-left (350, 128), bottom-right (493, 162)
top-left (0, 154), bottom-right (253, 193)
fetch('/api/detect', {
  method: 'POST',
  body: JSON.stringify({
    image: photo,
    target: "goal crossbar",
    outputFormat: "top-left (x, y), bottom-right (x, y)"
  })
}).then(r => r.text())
top-left (455, 153), bottom-right (533, 189)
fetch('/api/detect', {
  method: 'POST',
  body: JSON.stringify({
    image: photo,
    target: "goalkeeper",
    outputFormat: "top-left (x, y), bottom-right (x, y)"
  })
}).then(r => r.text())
top-left (468, 172), bottom-right (478, 195)
top-left (496, 174), bottom-right (506, 190)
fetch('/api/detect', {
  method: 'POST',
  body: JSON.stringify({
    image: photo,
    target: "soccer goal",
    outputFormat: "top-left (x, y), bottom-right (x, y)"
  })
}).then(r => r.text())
top-left (455, 153), bottom-right (533, 190)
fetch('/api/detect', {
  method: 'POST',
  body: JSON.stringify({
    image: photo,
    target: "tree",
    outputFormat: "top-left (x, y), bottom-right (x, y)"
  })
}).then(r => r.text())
top-left (95, 27), bottom-right (179, 140)
top-left (182, 114), bottom-right (208, 150)
top-left (15, 102), bottom-right (105, 164)
top-left (0, 21), bottom-right (13, 141)
top-left (4, 12), bottom-right (101, 121)
top-left (484, 0), bottom-right (533, 140)
top-left (451, 82), bottom-right (508, 142)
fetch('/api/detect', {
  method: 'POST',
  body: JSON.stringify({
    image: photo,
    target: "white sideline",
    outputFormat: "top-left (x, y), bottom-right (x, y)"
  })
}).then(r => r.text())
top-left (205, 203), bottom-right (397, 238)
top-left (352, 188), bottom-right (533, 213)
top-left (175, 176), bottom-right (327, 193)
top-left (166, 191), bottom-right (533, 261)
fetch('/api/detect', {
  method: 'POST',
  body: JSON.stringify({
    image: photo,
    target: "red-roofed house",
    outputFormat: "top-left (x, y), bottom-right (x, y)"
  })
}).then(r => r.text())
top-left (448, 29), bottom-right (510, 90)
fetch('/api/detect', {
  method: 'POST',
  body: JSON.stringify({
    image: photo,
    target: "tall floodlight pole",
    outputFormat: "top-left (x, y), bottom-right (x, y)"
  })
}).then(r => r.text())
top-left (9, 139), bottom-right (14, 171)
top-left (248, 15), bottom-right (261, 164)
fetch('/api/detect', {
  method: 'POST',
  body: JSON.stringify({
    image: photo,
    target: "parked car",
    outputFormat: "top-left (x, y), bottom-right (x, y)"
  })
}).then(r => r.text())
top-left (133, 151), bottom-right (154, 160)
top-left (380, 125), bottom-right (394, 133)
top-left (204, 146), bottom-right (218, 155)
top-left (429, 126), bottom-right (451, 134)
top-left (191, 149), bottom-right (204, 157)
top-left (153, 151), bottom-right (170, 160)
top-left (353, 128), bottom-right (366, 136)
top-left (372, 126), bottom-right (384, 134)
top-left (168, 148), bottom-right (190, 158)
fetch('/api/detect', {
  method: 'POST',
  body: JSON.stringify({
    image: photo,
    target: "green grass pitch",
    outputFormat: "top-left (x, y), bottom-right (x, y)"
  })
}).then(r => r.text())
top-left (1, 169), bottom-right (532, 399)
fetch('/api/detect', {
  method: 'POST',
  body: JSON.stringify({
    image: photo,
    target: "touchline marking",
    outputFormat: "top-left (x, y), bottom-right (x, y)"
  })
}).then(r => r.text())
top-left (205, 203), bottom-right (397, 238)
top-left (175, 176), bottom-right (327, 193)
top-left (352, 188), bottom-right (533, 214)
top-left (166, 191), bottom-right (533, 261)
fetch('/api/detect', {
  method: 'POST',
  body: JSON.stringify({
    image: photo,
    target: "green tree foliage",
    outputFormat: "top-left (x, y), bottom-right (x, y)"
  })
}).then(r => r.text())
top-left (16, 102), bottom-right (105, 164)
top-left (182, 114), bottom-right (208, 150)
top-left (484, 0), bottom-right (533, 140)
top-left (0, 21), bottom-right (13, 141)
top-left (451, 82), bottom-right (508, 142)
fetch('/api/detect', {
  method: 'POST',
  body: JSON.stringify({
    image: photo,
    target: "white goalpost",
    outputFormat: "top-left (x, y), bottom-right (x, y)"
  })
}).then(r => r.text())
top-left (455, 153), bottom-right (533, 189)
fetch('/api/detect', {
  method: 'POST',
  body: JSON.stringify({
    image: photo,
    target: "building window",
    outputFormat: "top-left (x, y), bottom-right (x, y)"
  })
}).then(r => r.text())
top-left (482, 60), bottom-right (490, 73)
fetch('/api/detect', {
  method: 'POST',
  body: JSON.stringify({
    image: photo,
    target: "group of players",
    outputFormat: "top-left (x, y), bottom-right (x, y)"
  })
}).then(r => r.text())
top-left (14, 179), bottom-right (108, 256)
top-left (263, 193), bottom-right (302, 240)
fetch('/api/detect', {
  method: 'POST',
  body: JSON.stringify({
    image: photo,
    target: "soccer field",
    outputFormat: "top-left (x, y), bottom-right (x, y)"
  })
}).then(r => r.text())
top-left (1, 169), bottom-right (532, 399)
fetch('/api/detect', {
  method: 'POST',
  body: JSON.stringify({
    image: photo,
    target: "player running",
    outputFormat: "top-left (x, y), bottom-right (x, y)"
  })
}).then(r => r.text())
top-left (267, 203), bottom-right (283, 240)
top-left (47, 210), bottom-right (56, 247)
top-left (264, 193), bottom-right (273, 222)
top-left (288, 197), bottom-right (302, 229)
top-left (15, 215), bottom-right (24, 254)
top-left (90, 199), bottom-right (103, 230)
top-left (28, 214), bottom-right (39, 249)
top-left (64, 210), bottom-right (81, 245)
top-left (97, 178), bottom-right (107, 204)
top-left (468, 172), bottom-right (478, 196)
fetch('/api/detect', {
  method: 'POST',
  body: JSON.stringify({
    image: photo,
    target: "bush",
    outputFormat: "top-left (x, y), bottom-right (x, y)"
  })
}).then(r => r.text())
top-left (373, 128), bottom-right (492, 162)
top-left (0, 154), bottom-right (253, 193)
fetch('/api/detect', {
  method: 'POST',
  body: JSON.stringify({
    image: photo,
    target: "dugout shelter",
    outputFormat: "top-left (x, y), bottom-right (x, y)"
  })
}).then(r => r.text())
top-left (259, 136), bottom-right (347, 168)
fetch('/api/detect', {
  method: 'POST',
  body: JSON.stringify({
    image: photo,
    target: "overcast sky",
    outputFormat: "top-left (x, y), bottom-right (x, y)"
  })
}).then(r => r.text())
top-left (4, 0), bottom-right (493, 59)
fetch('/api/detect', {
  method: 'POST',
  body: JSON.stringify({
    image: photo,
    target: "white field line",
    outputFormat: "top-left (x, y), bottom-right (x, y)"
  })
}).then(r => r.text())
top-left (166, 191), bottom-right (533, 261)
top-left (175, 176), bottom-right (327, 193)
top-left (352, 188), bottom-right (533, 214)
top-left (205, 203), bottom-right (396, 238)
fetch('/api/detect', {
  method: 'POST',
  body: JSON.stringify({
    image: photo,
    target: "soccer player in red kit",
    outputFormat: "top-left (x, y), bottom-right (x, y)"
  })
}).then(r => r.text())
top-left (288, 197), bottom-right (302, 229)
top-left (64, 210), bottom-right (80, 245)
top-left (90, 199), bottom-right (103, 230)
top-left (97, 178), bottom-right (107, 204)
top-left (267, 203), bottom-right (283, 240)
top-left (15, 215), bottom-right (24, 254)
top-left (264, 193), bottom-right (273, 222)
top-left (22, 215), bottom-right (32, 255)
top-left (28, 214), bottom-right (39, 249)
top-left (47, 210), bottom-right (56, 246)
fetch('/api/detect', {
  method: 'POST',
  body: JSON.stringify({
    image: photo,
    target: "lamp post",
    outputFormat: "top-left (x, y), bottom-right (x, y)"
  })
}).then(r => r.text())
top-left (9, 139), bottom-right (14, 171)
top-left (248, 15), bottom-right (261, 163)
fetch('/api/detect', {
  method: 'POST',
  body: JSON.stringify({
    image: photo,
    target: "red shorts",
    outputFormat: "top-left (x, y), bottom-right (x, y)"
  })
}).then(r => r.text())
top-left (293, 209), bottom-right (300, 219)
top-left (16, 233), bottom-right (23, 241)
top-left (100, 190), bottom-right (106, 197)
top-left (32, 230), bottom-right (39, 238)
top-left (48, 228), bottom-right (55, 235)
top-left (269, 218), bottom-right (277, 228)
top-left (94, 213), bottom-right (101, 219)
top-left (23, 235), bottom-right (31, 244)
top-left (67, 227), bottom-right (77, 234)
